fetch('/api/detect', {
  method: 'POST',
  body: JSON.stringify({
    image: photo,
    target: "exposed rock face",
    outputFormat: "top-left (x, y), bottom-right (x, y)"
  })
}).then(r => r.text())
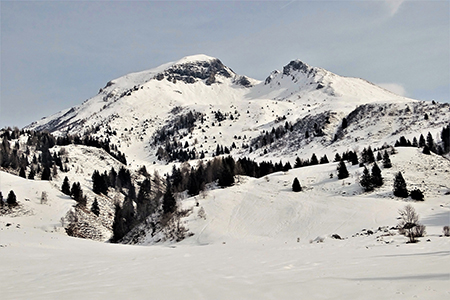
top-left (155, 58), bottom-right (234, 85)
top-left (282, 60), bottom-right (316, 77)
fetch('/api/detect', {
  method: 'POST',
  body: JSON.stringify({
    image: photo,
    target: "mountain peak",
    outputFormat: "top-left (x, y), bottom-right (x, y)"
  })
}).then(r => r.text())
top-left (154, 54), bottom-right (235, 85)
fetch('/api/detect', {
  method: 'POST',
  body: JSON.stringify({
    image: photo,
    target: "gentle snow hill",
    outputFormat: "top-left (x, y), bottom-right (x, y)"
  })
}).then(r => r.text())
top-left (137, 148), bottom-right (450, 246)
top-left (1, 148), bottom-right (450, 300)
top-left (24, 54), bottom-right (450, 170)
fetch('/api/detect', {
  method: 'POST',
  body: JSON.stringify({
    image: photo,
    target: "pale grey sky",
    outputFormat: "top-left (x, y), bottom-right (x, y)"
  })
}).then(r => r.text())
top-left (1, 0), bottom-right (449, 128)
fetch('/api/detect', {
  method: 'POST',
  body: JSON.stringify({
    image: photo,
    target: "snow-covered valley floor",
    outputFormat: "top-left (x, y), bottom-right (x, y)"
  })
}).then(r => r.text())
top-left (1, 148), bottom-right (449, 299)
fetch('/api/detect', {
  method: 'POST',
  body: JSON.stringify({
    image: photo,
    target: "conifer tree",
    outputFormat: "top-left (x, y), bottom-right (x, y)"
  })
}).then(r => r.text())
top-left (382, 151), bottom-right (392, 168)
top-left (360, 167), bottom-right (373, 192)
top-left (162, 181), bottom-right (176, 215)
top-left (393, 172), bottom-right (408, 198)
top-left (7, 190), bottom-right (17, 206)
top-left (337, 161), bottom-right (349, 179)
top-left (310, 153), bottom-right (318, 165)
top-left (71, 182), bottom-right (83, 203)
top-left (19, 167), bottom-right (26, 178)
top-left (419, 134), bottom-right (425, 147)
top-left (319, 155), bottom-right (329, 164)
top-left (371, 163), bottom-right (383, 187)
top-left (28, 168), bottom-right (36, 180)
top-left (294, 157), bottom-right (302, 168)
top-left (91, 198), bottom-right (100, 216)
top-left (292, 177), bottom-right (302, 192)
top-left (426, 132), bottom-right (435, 152)
top-left (61, 176), bottom-right (71, 195)
top-left (41, 166), bottom-right (52, 181)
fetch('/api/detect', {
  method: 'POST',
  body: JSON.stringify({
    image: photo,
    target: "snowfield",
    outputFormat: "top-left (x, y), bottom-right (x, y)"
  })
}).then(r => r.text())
top-left (1, 147), bottom-right (449, 299)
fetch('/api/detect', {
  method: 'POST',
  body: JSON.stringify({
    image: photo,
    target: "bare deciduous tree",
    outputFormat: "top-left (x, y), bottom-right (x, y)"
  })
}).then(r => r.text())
top-left (398, 205), bottom-right (426, 243)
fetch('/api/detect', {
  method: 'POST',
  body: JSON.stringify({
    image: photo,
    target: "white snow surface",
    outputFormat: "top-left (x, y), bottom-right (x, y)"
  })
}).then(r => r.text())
top-left (1, 147), bottom-right (450, 299)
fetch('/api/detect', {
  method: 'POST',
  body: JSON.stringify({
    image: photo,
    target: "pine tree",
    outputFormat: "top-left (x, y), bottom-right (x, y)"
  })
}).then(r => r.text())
top-left (419, 134), bottom-right (426, 147)
top-left (426, 132), bottom-right (435, 152)
top-left (19, 167), bottom-right (26, 178)
top-left (28, 168), bottom-right (36, 180)
top-left (371, 163), bottom-right (383, 187)
top-left (342, 117), bottom-right (348, 129)
top-left (7, 190), bottom-right (17, 206)
top-left (41, 166), bottom-right (52, 181)
top-left (91, 198), bottom-right (100, 216)
top-left (393, 172), bottom-right (408, 198)
top-left (162, 181), bottom-right (176, 215)
top-left (334, 153), bottom-right (342, 162)
top-left (422, 145), bottom-right (431, 155)
top-left (337, 161), bottom-right (349, 179)
top-left (310, 153), bottom-right (318, 165)
top-left (71, 182), bottom-right (83, 203)
top-left (319, 155), bottom-right (329, 164)
top-left (294, 157), bottom-right (302, 168)
top-left (61, 176), bottom-right (71, 195)
top-left (292, 177), bottom-right (302, 192)
top-left (376, 151), bottom-right (382, 161)
top-left (360, 167), bottom-right (373, 192)
top-left (382, 150), bottom-right (392, 168)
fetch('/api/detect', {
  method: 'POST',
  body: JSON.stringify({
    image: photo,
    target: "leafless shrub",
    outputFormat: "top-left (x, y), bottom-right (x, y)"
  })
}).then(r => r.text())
top-left (398, 204), bottom-right (426, 243)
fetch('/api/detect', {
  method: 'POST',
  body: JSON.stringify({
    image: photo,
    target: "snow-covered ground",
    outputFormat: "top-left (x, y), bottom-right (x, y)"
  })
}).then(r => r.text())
top-left (1, 147), bottom-right (449, 299)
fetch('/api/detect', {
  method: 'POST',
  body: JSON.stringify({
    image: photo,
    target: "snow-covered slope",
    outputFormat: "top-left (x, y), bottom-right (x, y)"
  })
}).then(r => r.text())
top-left (25, 55), bottom-right (450, 169)
top-left (1, 147), bottom-right (449, 299)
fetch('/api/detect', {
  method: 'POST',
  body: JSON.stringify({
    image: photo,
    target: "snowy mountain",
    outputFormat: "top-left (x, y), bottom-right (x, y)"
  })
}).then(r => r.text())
top-left (25, 54), bottom-right (449, 167)
top-left (2, 55), bottom-right (450, 299)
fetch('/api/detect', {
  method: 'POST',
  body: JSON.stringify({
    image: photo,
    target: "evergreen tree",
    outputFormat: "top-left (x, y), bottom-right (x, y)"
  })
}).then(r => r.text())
top-left (71, 182), bottom-right (83, 203)
top-left (360, 167), bottom-right (374, 192)
top-left (310, 153), bottom-right (319, 165)
top-left (19, 167), bottom-right (26, 178)
top-left (91, 198), bottom-right (100, 216)
top-left (319, 155), bottom-right (329, 164)
top-left (422, 145), bottom-right (431, 155)
top-left (393, 172), bottom-right (408, 198)
top-left (294, 157), bottom-right (302, 168)
top-left (441, 125), bottom-right (450, 153)
top-left (162, 181), bottom-right (176, 215)
top-left (371, 163), bottom-right (383, 187)
top-left (7, 190), bottom-right (17, 206)
top-left (41, 166), bottom-right (52, 181)
top-left (426, 132), bottom-right (435, 152)
top-left (334, 153), bottom-right (342, 162)
top-left (61, 176), bottom-right (71, 195)
top-left (342, 117), bottom-right (348, 129)
top-left (292, 177), bottom-right (302, 192)
top-left (28, 167), bottom-right (36, 180)
top-left (382, 151), bottom-right (392, 168)
top-left (376, 151), bottom-right (382, 161)
top-left (410, 189), bottom-right (424, 201)
top-left (419, 134), bottom-right (426, 147)
top-left (337, 161), bottom-right (349, 179)
top-left (137, 178), bottom-right (153, 220)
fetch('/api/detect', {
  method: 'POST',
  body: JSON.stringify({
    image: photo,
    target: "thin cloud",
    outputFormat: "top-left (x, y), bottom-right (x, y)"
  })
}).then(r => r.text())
top-left (385, 0), bottom-right (406, 16)
top-left (378, 83), bottom-right (408, 97)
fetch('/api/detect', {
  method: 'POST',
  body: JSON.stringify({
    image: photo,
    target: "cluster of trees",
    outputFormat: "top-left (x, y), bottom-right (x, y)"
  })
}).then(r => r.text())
top-left (0, 190), bottom-right (18, 208)
top-left (0, 128), bottom-right (127, 182)
top-left (152, 110), bottom-right (204, 146)
top-left (294, 153), bottom-right (329, 168)
top-left (251, 122), bottom-right (293, 149)
top-left (360, 163), bottom-right (383, 192)
top-left (393, 172), bottom-right (424, 201)
top-left (394, 125), bottom-right (450, 155)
